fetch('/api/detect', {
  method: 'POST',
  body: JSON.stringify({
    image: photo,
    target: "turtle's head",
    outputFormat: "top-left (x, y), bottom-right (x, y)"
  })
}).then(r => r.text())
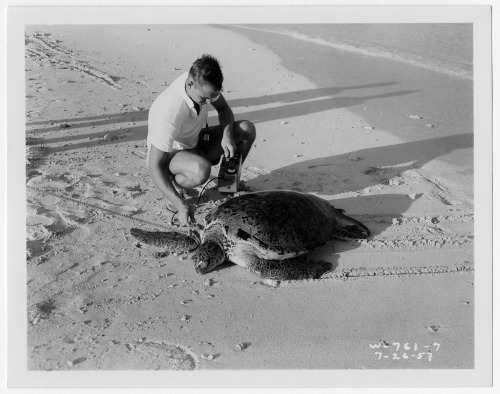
top-left (192, 241), bottom-right (225, 274)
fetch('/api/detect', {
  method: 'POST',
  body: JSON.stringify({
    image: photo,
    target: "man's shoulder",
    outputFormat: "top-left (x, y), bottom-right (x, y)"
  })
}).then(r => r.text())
top-left (166, 71), bottom-right (188, 94)
top-left (156, 72), bottom-right (187, 98)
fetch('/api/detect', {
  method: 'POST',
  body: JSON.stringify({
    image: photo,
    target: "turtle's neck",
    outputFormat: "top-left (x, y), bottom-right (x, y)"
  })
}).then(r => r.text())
top-left (202, 223), bottom-right (226, 250)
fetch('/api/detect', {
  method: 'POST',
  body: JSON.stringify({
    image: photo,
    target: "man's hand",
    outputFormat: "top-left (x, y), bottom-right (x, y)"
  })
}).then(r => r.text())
top-left (176, 201), bottom-right (196, 227)
top-left (221, 132), bottom-right (237, 158)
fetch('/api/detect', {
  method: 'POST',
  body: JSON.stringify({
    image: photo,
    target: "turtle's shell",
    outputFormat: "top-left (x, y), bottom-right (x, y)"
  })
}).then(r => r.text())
top-left (204, 191), bottom-right (337, 259)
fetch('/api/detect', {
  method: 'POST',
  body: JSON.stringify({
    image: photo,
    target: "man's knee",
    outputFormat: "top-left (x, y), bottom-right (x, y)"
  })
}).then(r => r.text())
top-left (237, 120), bottom-right (256, 142)
top-left (170, 152), bottom-right (211, 187)
top-left (189, 159), bottom-right (211, 185)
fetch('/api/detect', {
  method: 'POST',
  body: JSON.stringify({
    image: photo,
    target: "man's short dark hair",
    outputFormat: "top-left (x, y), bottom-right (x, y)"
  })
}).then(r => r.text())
top-left (189, 54), bottom-right (223, 91)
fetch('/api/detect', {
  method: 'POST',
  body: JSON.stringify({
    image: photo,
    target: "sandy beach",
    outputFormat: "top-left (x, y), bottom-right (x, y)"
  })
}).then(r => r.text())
top-left (23, 23), bottom-right (476, 374)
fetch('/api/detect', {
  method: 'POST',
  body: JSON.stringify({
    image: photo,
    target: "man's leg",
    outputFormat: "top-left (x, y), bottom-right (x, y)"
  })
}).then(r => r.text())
top-left (168, 150), bottom-right (211, 189)
top-left (167, 120), bottom-right (256, 190)
top-left (234, 120), bottom-right (257, 162)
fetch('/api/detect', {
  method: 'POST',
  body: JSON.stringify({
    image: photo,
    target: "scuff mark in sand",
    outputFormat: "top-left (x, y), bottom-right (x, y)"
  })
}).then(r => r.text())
top-left (96, 340), bottom-right (199, 370)
top-left (26, 31), bottom-right (122, 90)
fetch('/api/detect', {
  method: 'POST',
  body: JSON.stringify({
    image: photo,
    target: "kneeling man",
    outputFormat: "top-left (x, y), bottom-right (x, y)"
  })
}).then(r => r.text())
top-left (147, 54), bottom-right (256, 227)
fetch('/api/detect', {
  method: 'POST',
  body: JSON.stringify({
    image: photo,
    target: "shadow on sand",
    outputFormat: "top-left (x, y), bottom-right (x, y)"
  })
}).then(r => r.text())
top-left (246, 133), bottom-right (472, 194)
top-left (26, 82), bottom-right (417, 153)
top-left (244, 132), bottom-right (472, 237)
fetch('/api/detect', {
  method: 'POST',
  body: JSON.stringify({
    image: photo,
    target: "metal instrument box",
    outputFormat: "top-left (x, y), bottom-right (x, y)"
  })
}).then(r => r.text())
top-left (217, 153), bottom-right (242, 193)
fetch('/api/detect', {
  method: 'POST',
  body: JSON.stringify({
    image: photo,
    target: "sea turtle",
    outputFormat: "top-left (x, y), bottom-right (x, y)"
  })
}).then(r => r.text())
top-left (130, 190), bottom-right (370, 281)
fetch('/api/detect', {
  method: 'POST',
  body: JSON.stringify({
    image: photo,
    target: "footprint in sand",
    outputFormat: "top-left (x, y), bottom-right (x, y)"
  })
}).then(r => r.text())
top-left (406, 114), bottom-right (437, 130)
top-left (29, 298), bottom-right (57, 325)
top-left (26, 190), bottom-right (93, 257)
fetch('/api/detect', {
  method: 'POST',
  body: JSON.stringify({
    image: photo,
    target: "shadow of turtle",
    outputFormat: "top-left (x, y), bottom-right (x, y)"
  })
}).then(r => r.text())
top-left (206, 255), bottom-right (341, 279)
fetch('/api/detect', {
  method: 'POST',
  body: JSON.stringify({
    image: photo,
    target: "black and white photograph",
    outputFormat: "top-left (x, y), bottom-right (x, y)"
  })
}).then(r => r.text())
top-left (4, 2), bottom-right (494, 391)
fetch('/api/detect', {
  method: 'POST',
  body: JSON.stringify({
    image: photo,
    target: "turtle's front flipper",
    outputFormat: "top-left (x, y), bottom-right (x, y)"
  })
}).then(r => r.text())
top-left (245, 255), bottom-right (331, 281)
top-left (332, 208), bottom-right (370, 240)
top-left (130, 228), bottom-right (200, 253)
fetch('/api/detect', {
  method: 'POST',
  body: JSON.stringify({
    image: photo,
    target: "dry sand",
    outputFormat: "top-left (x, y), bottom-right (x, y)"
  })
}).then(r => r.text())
top-left (24, 24), bottom-right (474, 373)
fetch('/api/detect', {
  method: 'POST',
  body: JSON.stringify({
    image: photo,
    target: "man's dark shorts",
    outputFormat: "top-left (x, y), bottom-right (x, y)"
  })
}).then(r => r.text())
top-left (146, 125), bottom-right (222, 172)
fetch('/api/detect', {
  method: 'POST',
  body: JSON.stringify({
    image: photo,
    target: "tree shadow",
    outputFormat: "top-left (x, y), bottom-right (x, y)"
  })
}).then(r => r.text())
top-left (26, 83), bottom-right (415, 154)
top-left (27, 83), bottom-right (398, 133)
top-left (226, 82), bottom-right (397, 108)
top-left (26, 110), bottom-right (148, 134)
top-left (221, 89), bottom-right (418, 125)
top-left (38, 122), bottom-right (149, 154)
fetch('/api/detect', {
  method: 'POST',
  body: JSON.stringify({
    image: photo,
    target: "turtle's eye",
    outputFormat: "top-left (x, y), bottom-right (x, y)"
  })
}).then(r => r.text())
top-left (193, 250), bottom-right (210, 274)
top-left (195, 260), bottom-right (209, 274)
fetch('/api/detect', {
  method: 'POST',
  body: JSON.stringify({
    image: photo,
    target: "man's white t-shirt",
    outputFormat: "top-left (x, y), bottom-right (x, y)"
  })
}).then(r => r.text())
top-left (147, 72), bottom-right (213, 153)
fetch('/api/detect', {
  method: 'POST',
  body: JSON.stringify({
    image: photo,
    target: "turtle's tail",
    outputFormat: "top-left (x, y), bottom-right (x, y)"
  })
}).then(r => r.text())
top-left (130, 228), bottom-right (200, 253)
top-left (332, 209), bottom-right (370, 240)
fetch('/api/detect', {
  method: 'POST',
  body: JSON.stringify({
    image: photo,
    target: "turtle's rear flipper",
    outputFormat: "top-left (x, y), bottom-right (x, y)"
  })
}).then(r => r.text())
top-left (333, 209), bottom-right (370, 240)
top-left (246, 256), bottom-right (331, 281)
top-left (130, 228), bottom-right (199, 253)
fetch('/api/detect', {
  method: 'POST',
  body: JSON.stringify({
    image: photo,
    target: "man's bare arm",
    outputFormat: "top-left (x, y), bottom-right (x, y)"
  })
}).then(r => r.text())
top-left (148, 145), bottom-right (194, 226)
top-left (211, 94), bottom-right (236, 157)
